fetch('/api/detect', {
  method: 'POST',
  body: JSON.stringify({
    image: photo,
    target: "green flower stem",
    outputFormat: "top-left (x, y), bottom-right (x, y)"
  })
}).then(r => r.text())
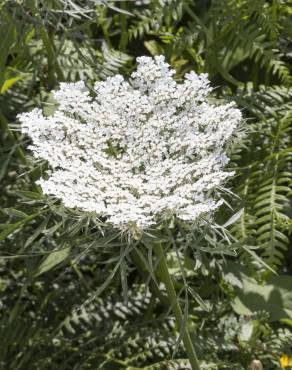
top-left (154, 243), bottom-right (200, 370)
top-left (119, 2), bottom-right (128, 51)
top-left (28, 1), bottom-right (64, 88)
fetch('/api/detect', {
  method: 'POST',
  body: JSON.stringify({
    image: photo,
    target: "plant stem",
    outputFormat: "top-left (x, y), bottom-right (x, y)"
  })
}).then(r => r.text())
top-left (119, 1), bottom-right (128, 51)
top-left (40, 27), bottom-right (65, 86)
top-left (28, 1), bottom-right (64, 88)
top-left (154, 243), bottom-right (200, 370)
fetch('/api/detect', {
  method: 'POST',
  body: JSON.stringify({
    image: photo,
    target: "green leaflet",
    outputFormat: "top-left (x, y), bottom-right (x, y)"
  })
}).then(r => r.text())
top-left (35, 247), bottom-right (71, 276)
top-left (232, 275), bottom-right (292, 322)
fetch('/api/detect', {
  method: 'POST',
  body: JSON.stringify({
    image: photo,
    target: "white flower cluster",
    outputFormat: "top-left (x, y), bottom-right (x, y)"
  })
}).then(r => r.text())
top-left (19, 56), bottom-right (241, 230)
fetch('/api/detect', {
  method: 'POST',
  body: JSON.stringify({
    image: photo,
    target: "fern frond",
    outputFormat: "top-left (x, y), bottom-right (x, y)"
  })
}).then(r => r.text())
top-left (99, 43), bottom-right (132, 78)
top-left (254, 164), bottom-right (291, 267)
top-left (231, 85), bottom-right (292, 268)
top-left (129, 8), bottom-right (161, 40)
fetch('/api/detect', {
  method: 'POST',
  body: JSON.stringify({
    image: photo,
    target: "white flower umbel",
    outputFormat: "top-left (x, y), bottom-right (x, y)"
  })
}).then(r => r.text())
top-left (19, 56), bottom-right (241, 230)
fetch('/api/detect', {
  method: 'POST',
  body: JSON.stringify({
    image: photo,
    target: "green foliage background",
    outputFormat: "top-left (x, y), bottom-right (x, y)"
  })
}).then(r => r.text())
top-left (0, 0), bottom-right (291, 369)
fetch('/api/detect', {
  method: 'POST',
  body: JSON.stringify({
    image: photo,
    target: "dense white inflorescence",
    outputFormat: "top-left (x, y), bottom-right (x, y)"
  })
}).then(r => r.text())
top-left (19, 56), bottom-right (242, 229)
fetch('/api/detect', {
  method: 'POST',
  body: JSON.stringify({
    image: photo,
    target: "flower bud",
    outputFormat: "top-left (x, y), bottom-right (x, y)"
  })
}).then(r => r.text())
top-left (249, 359), bottom-right (263, 370)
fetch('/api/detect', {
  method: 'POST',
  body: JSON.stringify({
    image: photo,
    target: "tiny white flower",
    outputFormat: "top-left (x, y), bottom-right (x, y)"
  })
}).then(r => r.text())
top-left (18, 56), bottom-right (241, 230)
